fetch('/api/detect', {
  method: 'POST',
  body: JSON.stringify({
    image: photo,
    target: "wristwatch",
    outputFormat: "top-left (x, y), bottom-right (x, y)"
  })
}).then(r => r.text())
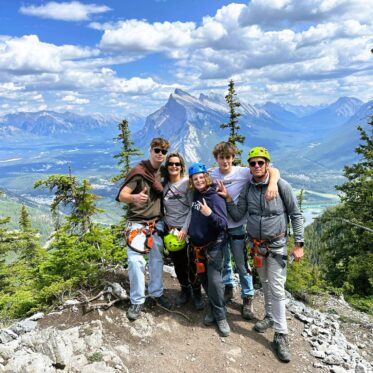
top-left (295, 242), bottom-right (304, 247)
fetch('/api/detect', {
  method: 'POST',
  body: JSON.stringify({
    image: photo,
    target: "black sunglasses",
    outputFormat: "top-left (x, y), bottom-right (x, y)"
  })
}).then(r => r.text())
top-left (167, 162), bottom-right (181, 167)
top-left (153, 148), bottom-right (168, 155)
top-left (249, 160), bottom-right (265, 167)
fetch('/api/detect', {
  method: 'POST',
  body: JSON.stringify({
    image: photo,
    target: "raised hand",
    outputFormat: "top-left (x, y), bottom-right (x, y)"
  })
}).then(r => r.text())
top-left (133, 187), bottom-right (148, 204)
top-left (197, 198), bottom-right (212, 216)
top-left (216, 180), bottom-right (232, 202)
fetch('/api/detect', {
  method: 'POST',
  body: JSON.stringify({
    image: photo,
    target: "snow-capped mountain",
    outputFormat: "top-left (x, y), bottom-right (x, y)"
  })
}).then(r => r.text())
top-left (1, 89), bottom-right (370, 171)
top-left (0, 111), bottom-right (144, 140)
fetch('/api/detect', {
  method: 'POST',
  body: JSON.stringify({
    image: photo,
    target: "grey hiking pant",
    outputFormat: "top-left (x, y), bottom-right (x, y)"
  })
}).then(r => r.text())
top-left (256, 244), bottom-right (288, 334)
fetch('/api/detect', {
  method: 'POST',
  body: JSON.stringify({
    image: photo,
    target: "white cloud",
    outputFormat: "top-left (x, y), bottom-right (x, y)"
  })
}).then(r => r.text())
top-left (62, 94), bottom-right (89, 104)
top-left (239, 0), bottom-right (372, 27)
top-left (0, 35), bottom-right (99, 74)
top-left (19, 1), bottom-right (111, 22)
top-left (99, 20), bottom-right (196, 53)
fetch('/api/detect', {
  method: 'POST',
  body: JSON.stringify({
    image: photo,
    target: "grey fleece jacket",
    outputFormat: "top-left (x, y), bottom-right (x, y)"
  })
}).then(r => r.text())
top-left (227, 177), bottom-right (304, 247)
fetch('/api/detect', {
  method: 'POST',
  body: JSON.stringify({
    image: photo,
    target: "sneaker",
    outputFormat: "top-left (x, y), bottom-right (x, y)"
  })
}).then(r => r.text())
top-left (192, 288), bottom-right (206, 311)
top-left (127, 304), bottom-right (143, 320)
top-left (154, 294), bottom-right (172, 310)
top-left (273, 332), bottom-right (291, 362)
top-left (242, 296), bottom-right (255, 320)
top-left (176, 286), bottom-right (191, 306)
top-left (217, 319), bottom-right (230, 337)
top-left (203, 306), bottom-right (215, 326)
top-left (224, 285), bottom-right (235, 303)
top-left (254, 315), bottom-right (274, 333)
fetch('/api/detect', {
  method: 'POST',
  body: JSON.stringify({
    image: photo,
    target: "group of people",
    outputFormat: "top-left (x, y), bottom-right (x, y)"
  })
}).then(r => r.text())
top-left (116, 137), bottom-right (304, 363)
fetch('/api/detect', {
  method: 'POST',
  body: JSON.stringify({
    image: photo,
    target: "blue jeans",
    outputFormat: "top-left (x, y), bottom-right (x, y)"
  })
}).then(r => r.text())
top-left (222, 225), bottom-right (254, 298)
top-left (127, 220), bottom-right (164, 304)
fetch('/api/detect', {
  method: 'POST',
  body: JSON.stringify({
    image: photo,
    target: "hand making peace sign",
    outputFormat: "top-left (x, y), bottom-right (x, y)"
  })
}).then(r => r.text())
top-left (197, 198), bottom-right (212, 216)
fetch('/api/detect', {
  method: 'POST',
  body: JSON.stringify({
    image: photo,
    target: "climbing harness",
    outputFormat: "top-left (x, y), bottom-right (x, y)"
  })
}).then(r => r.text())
top-left (250, 233), bottom-right (288, 269)
top-left (125, 220), bottom-right (156, 254)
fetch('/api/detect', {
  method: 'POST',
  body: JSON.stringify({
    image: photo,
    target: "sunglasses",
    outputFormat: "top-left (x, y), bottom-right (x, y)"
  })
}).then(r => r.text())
top-left (249, 160), bottom-right (265, 167)
top-left (153, 148), bottom-right (168, 155)
top-left (167, 162), bottom-right (181, 167)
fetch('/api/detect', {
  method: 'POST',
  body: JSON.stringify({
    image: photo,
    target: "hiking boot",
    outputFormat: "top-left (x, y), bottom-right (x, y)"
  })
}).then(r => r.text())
top-left (127, 303), bottom-right (143, 320)
top-left (154, 294), bottom-right (172, 310)
top-left (176, 286), bottom-right (191, 306)
top-left (254, 315), bottom-right (274, 333)
top-left (217, 319), bottom-right (230, 337)
top-left (204, 306), bottom-right (215, 326)
top-left (192, 288), bottom-right (206, 311)
top-left (242, 296), bottom-right (255, 320)
top-left (224, 285), bottom-right (235, 303)
top-left (273, 332), bottom-right (291, 362)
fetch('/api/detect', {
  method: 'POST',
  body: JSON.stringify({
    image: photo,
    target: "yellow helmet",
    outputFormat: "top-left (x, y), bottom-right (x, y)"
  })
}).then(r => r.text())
top-left (248, 147), bottom-right (270, 161)
top-left (164, 234), bottom-right (186, 252)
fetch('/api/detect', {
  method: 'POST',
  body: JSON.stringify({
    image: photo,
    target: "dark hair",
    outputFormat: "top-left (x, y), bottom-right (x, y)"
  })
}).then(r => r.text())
top-left (212, 141), bottom-right (237, 159)
top-left (162, 152), bottom-right (186, 183)
top-left (189, 173), bottom-right (213, 190)
top-left (150, 137), bottom-right (170, 150)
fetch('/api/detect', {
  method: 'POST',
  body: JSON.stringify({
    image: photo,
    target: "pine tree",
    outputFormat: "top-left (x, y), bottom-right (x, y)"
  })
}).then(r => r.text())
top-left (34, 175), bottom-right (102, 235)
top-left (320, 116), bottom-right (373, 299)
top-left (112, 119), bottom-right (142, 183)
top-left (19, 204), bottom-right (32, 232)
top-left (111, 119), bottom-right (142, 245)
top-left (220, 80), bottom-right (246, 165)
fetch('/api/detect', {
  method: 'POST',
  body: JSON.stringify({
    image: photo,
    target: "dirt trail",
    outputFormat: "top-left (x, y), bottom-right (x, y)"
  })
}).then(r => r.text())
top-left (39, 273), bottom-right (323, 373)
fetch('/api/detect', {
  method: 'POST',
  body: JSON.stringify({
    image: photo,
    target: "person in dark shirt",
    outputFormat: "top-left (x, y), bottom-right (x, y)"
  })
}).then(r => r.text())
top-left (116, 138), bottom-right (172, 321)
top-left (188, 162), bottom-right (230, 337)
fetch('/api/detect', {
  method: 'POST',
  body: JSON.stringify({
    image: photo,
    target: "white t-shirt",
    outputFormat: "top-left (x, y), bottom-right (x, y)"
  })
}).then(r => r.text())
top-left (211, 166), bottom-right (252, 228)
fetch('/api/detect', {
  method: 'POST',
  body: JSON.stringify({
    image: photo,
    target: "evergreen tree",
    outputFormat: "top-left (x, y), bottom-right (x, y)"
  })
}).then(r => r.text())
top-left (320, 116), bottom-right (373, 299)
top-left (220, 80), bottom-right (245, 165)
top-left (34, 174), bottom-right (125, 307)
top-left (112, 119), bottom-right (142, 183)
top-left (34, 175), bottom-right (102, 235)
top-left (19, 204), bottom-right (32, 232)
top-left (0, 194), bottom-right (42, 318)
top-left (111, 119), bottom-right (142, 246)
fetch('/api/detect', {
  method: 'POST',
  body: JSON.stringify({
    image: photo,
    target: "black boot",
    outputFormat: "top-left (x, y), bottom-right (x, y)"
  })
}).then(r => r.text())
top-left (273, 332), bottom-right (291, 362)
top-left (176, 285), bottom-right (192, 306)
top-left (192, 288), bottom-right (205, 310)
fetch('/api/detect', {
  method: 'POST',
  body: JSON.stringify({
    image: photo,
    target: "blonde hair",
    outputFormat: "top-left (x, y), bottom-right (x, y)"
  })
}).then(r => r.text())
top-left (189, 173), bottom-right (213, 190)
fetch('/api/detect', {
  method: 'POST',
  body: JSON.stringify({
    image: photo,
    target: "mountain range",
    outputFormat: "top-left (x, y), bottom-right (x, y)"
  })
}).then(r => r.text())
top-left (0, 89), bottom-right (371, 171)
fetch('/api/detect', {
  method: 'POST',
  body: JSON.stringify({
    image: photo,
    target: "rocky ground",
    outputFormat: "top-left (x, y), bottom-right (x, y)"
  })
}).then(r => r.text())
top-left (0, 267), bottom-right (371, 373)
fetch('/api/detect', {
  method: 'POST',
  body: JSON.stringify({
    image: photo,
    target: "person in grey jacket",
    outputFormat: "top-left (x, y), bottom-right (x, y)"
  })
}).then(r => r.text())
top-left (217, 147), bottom-right (304, 363)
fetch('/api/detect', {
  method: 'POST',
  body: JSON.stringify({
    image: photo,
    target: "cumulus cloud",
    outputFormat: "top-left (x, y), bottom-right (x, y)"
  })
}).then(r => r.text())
top-left (0, 35), bottom-right (99, 75)
top-left (238, 0), bottom-right (371, 28)
top-left (62, 94), bottom-right (89, 104)
top-left (19, 1), bottom-right (111, 22)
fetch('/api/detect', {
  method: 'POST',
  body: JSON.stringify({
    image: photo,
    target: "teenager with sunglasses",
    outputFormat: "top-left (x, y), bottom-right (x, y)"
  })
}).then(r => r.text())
top-left (116, 138), bottom-right (172, 321)
top-left (217, 147), bottom-right (304, 362)
top-left (162, 153), bottom-right (205, 310)
top-left (211, 142), bottom-right (280, 320)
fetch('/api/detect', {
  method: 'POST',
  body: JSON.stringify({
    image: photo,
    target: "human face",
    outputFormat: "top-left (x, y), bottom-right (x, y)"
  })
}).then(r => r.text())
top-left (192, 173), bottom-right (207, 192)
top-left (249, 157), bottom-right (268, 181)
top-left (167, 156), bottom-right (182, 180)
top-left (150, 146), bottom-right (167, 167)
top-left (216, 153), bottom-right (234, 174)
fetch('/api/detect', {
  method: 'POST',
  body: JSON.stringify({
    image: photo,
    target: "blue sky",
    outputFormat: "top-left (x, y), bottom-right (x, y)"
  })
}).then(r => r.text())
top-left (0, 0), bottom-right (372, 116)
